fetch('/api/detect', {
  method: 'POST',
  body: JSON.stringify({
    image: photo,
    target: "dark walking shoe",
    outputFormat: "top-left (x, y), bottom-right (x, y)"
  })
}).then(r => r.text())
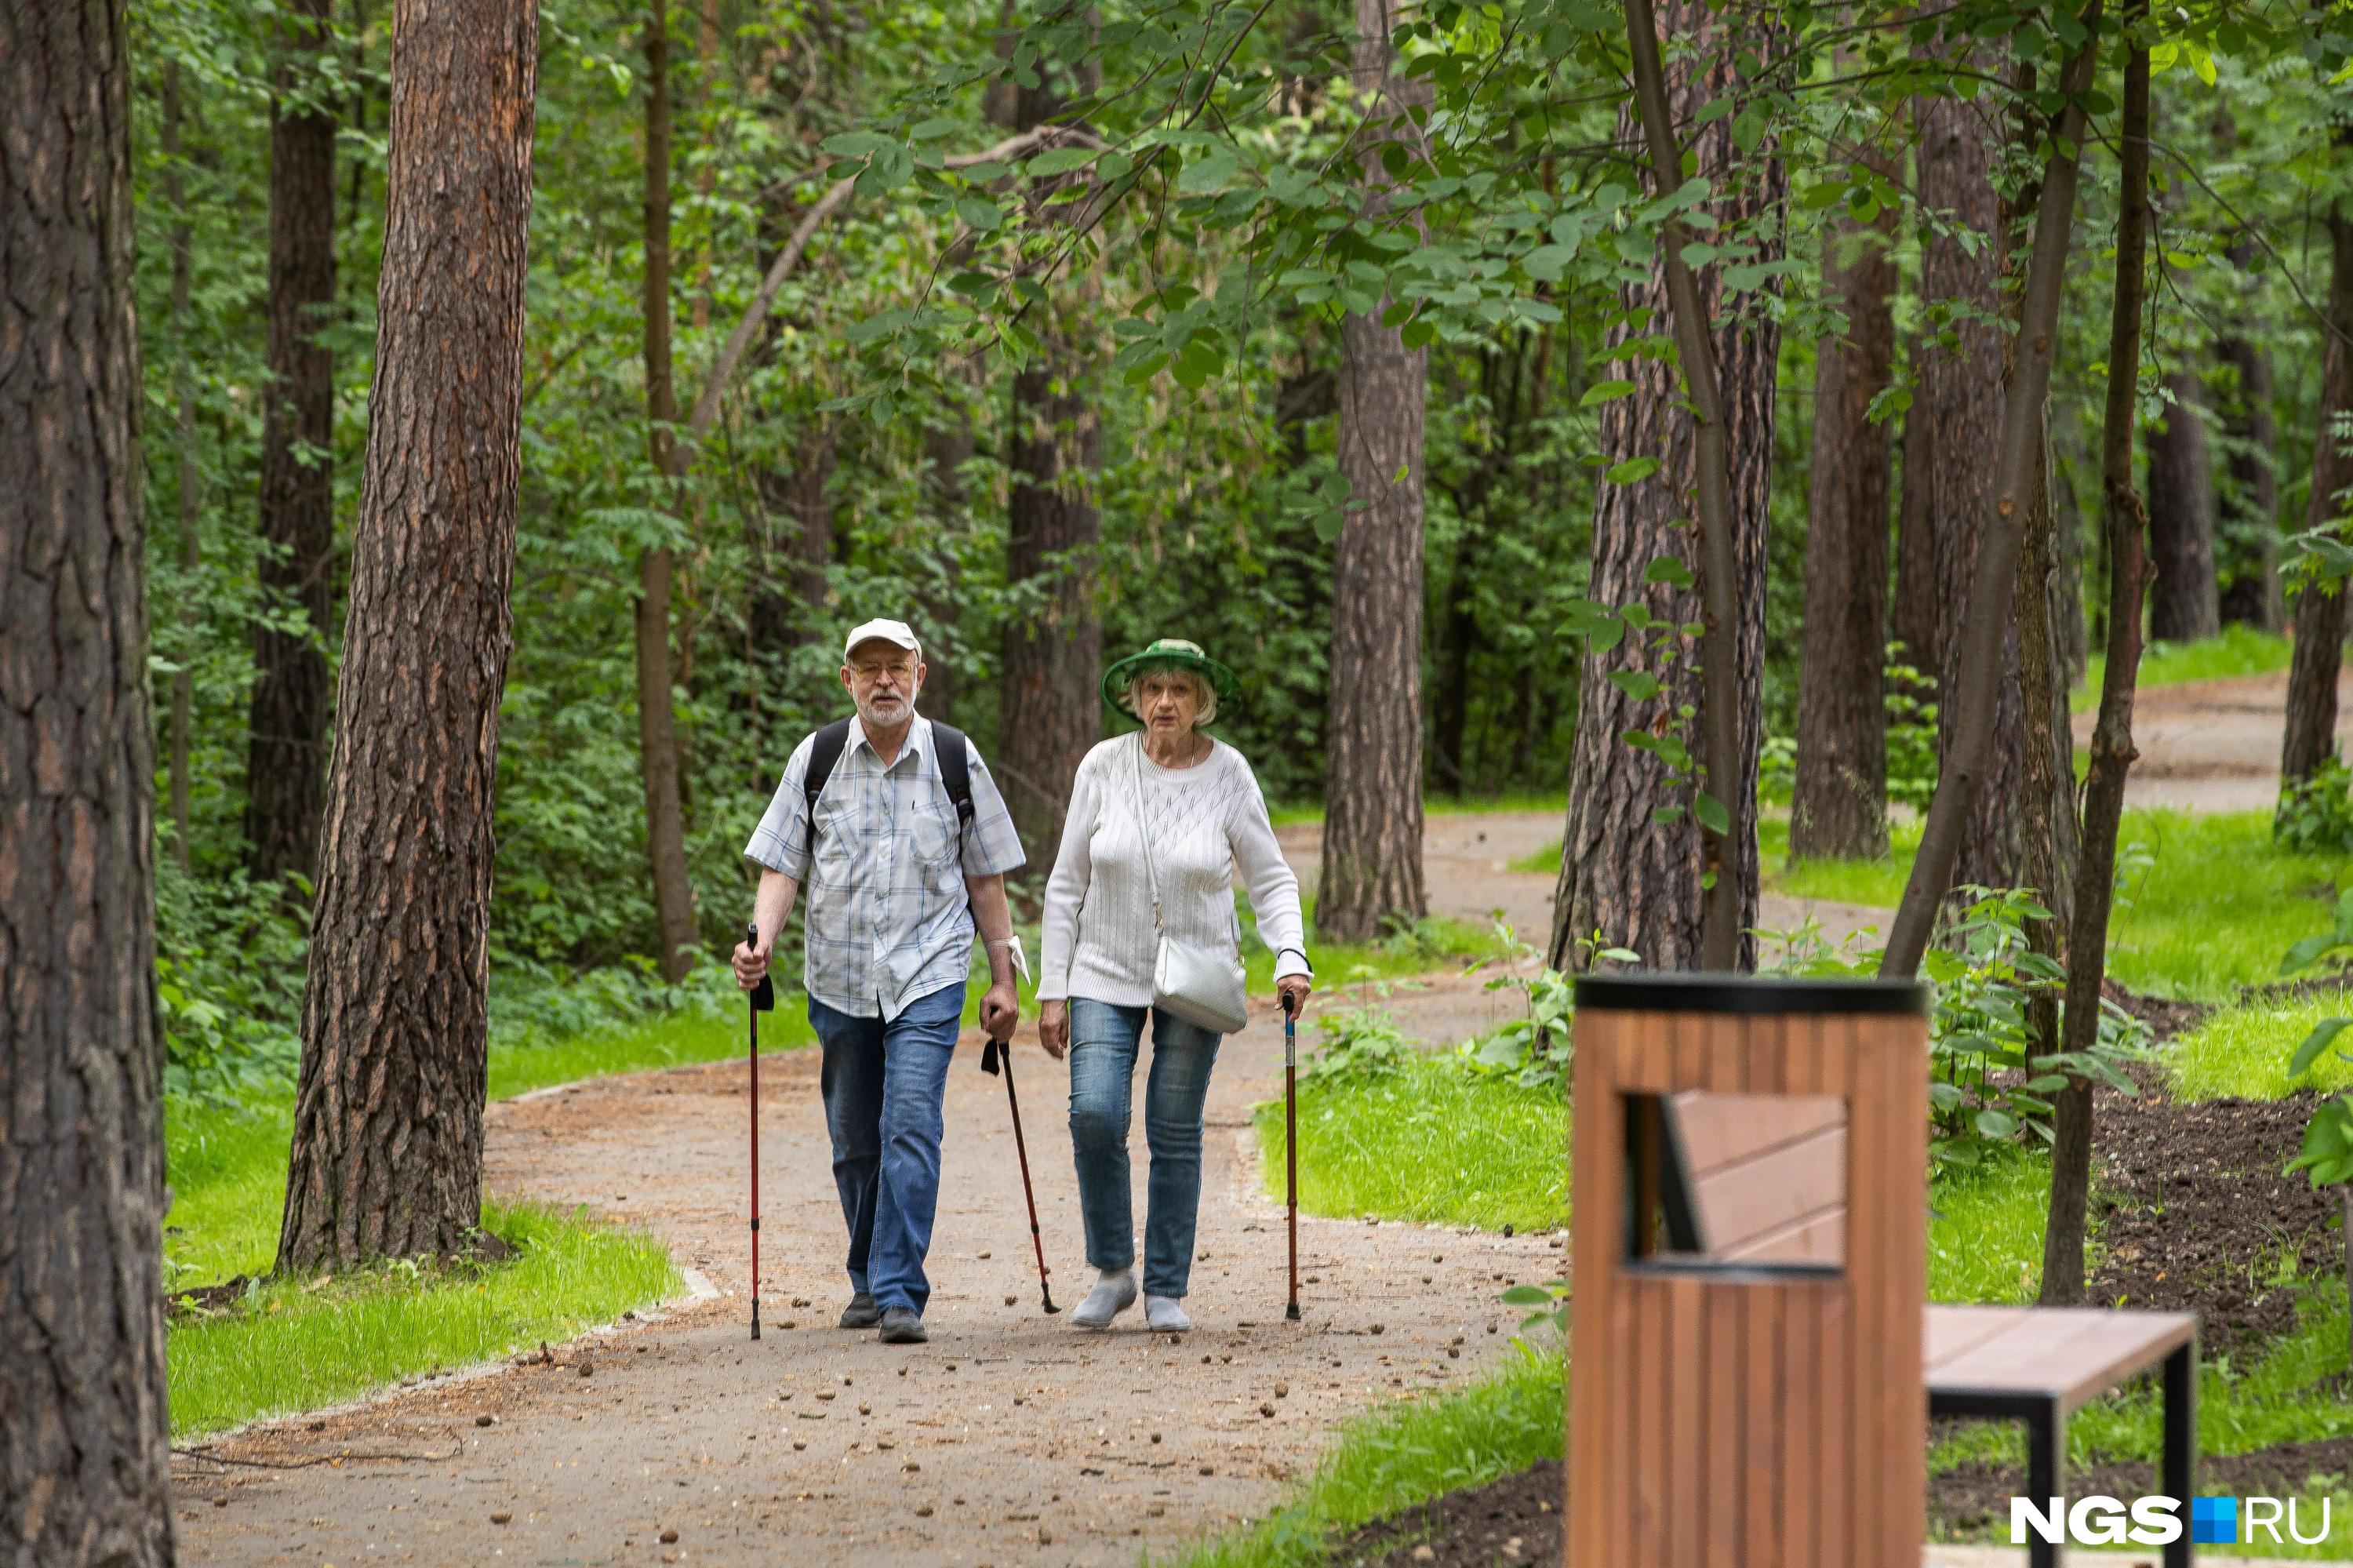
top-left (877, 1306), bottom-right (927, 1344)
top-left (838, 1292), bottom-right (882, 1330)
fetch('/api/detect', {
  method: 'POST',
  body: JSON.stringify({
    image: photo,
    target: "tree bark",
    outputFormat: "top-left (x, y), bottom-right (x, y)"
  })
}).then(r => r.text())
top-left (752, 418), bottom-right (838, 657)
top-left (917, 413), bottom-right (976, 726)
top-left (998, 43), bottom-right (1104, 868)
top-left (1431, 514), bottom-right (1478, 795)
top-left (2146, 369), bottom-right (2221, 642)
top-left (637, 1), bottom-right (699, 980)
top-left (277, 0), bottom-right (538, 1271)
top-left (1548, 0), bottom-right (1779, 972)
top-left (1912, 85), bottom-right (2024, 897)
top-left (2045, 35), bottom-right (2151, 1305)
top-left (2217, 235), bottom-right (2285, 631)
top-left (2281, 200), bottom-right (2353, 795)
top-left (245, 0), bottom-right (340, 891)
top-left (1892, 405), bottom-right (1940, 687)
top-left (165, 61), bottom-right (202, 874)
top-left (1792, 169), bottom-right (1895, 861)
top-left (1882, 8), bottom-right (2102, 978)
top-left (1, 1), bottom-right (174, 1556)
top-left (1317, 0), bottom-right (1434, 941)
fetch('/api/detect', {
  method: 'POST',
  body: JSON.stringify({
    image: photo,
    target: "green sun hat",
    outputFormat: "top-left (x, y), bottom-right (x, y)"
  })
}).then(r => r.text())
top-left (1100, 638), bottom-right (1242, 719)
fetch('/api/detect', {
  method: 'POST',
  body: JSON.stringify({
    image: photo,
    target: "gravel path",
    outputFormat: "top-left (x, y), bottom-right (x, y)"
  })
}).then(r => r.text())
top-left (171, 973), bottom-right (1562, 1567)
top-left (170, 667), bottom-right (2332, 1563)
top-left (2071, 665), bottom-right (2351, 813)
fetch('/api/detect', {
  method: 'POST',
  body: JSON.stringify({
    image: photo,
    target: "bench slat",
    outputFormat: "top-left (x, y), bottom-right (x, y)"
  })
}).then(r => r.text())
top-left (1924, 1304), bottom-right (2197, 1413)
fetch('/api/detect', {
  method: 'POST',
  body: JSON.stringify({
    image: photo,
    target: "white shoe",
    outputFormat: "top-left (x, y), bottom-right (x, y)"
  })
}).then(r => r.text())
top-left (1071, 1269), bottom-right (1137, 1330)
top-left (1144, 1295), bottom-right (1192, 1333)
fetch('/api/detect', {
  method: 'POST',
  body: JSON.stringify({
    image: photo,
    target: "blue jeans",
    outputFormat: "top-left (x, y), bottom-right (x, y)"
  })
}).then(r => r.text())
top-left (808, 981), bottom-right (965, 1315)
top-left (1066, 999), bottom-right (1223, 1299)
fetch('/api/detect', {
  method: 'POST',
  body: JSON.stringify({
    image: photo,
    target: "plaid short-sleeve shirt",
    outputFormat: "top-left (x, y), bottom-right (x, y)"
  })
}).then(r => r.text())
top-left (744, 716), bottom-right (1025, 1021)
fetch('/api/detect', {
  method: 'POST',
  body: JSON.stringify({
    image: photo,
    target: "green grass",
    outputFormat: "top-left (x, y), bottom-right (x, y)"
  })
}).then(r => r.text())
top-left (1766, 810), bottom-right (2347, 1002)
top-left (2073, 624), bottom-right (2305, 715)
top-left (1242, 900), bottom-right (1516, 994)
top-left (1270, 791), bottom-right (1565, 827)
top-left (168, 1200), bottom-right (674, 1439)
top-left (1762, 815), bottom-right (1924, 907)
top-left (2173, 995), bottom-right (2353, 1101)
top-left (489, 1006), bottom-right (802, 1100)
top-left (1173, 1343), bottom-right (1564, 1568)
top-left (162, 999), bottom-right (803, 1437)
top-left (1928, 1153), bottom-right (2056, 1305)
top-left (1253, 1057), bottom-right (1567, 1234)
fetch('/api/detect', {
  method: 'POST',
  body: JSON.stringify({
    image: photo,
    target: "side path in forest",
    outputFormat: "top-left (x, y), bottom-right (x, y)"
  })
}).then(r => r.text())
top-left (170, 977), bottom-right (1561, 1567)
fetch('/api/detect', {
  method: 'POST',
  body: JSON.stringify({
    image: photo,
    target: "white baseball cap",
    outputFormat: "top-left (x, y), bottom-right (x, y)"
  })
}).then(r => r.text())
top-left (843, 618), bottom-right (922, 660)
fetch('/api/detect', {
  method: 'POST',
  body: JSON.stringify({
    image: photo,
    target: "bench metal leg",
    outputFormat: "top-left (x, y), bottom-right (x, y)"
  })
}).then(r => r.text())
top-left (2028, 1400), bottom-right (2064, 1568)
top-left (2164, 1340), bottom-right (2198, 1567)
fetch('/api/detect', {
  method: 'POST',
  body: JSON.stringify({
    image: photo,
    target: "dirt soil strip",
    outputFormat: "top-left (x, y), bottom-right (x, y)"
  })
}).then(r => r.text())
top-left (172, 974), bottom-right (1561, 1567)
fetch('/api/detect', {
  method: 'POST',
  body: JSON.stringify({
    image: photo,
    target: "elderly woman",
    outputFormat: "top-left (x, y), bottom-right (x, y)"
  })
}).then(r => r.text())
top-left (1038, 638), bottom-right (1312, 1332)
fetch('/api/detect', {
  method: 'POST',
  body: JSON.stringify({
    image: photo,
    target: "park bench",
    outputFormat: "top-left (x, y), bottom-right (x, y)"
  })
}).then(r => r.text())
top-left (1568, 976), bottom-right (2198, 1568)
top-left (1660, 1086), bottom-right (2198, 1568)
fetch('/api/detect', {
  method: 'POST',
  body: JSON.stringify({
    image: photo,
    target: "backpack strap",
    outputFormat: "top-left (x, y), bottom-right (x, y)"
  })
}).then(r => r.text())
top-left (930, 721), bottom-right (976, 843)
top-left (802, 718), bottom-right (976, 862)
top-left (801, 717), bottom-right (854, 861)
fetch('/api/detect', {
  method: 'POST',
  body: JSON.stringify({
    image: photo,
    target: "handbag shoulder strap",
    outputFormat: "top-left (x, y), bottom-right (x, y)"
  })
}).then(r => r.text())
top-left (1128, 734), bottom-right (1165, 933)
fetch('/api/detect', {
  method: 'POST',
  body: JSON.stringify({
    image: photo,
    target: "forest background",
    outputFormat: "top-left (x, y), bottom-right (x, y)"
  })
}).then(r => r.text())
top-left (133, 0), bottom-right (2352, 1091)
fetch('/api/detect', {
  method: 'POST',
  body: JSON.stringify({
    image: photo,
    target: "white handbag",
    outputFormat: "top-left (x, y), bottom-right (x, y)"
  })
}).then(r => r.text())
top-left (1129, 737), bottom-right (1250, 1035)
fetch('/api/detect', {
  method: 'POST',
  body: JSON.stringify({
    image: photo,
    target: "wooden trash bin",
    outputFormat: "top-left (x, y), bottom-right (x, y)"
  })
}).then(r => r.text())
top-left (1566, 973), bottom-right (1932, 1566)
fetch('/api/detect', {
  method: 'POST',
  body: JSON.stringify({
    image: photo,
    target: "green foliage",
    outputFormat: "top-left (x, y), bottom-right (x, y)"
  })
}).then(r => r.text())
top-left (2277, 761), bottom-right (2353, 856)
top-left (1922, 891), bottom-right (2149, 1171)
top-left (1298, 1003), bottom-right (1417, 1085)
top-left (2286, 1097), bottom-right (2353, 1190)
top-left (155, 861), bottom-right (308, 1104)
top-left (1883, 655), bottom-right (1941, 812)
top-left (1454, 967), bottom-right (1577, 1090)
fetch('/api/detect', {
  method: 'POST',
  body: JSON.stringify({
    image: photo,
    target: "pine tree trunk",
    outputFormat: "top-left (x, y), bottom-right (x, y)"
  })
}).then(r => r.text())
top-left (1317, 0), bottom-right (1432, 942)
top-left (1548, 0), bottom-right (1779, 971)
top-left (2217, 237), bottom-right (2285, 631)
top-left (999, 60), bottom-right (1103, 867)
top-left (1882, 11), bottom-right (2103, 977)
top-left (277, 0), bottom-right (538, 1272)
top-left (2147, 369), bottom-right (2221, 642)
top-left (165, 61), bottom-right (202, 874)
top-left (1914, 89), bottom-right (2024, 895)
top-left (1431, 518), bottom-right (1478, 795)
top-left (1792, 182), bottom-right (1894, 861)
top-left (2282, 202), bottom-right (2353, 796)
top-left (1, 2), bottom-right (174, 1555)
top-left (1001, 355), bottom-right (1104, 862)
top-left (245, 0), bottom-right (340, 891)
top-left (637, 2), bottom-right (699, 980)
top-left (917, 414), bottom-right (976, 726)
top-left (1893, 406), bottom-right (1940, 687)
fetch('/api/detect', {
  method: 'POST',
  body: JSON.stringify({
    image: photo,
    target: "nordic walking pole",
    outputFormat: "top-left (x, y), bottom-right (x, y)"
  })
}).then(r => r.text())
top-left (982, 1024), bottom-right (1058, 1314)
top-left (746, 920), bottom-right (774, 1341)
top-left (1284, 991), bottom-right (1301, 1322)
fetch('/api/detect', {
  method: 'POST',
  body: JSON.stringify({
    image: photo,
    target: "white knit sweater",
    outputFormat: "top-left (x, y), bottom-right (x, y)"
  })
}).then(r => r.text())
top-left (1038, 733), bottom-right (1311, 1008)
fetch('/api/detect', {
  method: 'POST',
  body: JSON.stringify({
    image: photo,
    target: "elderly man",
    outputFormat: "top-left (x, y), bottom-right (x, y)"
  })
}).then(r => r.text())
top-left (734, 618), bottom-right (1025, 1344)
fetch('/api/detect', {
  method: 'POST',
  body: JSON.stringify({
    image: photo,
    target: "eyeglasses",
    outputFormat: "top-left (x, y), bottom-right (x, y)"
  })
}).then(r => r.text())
top-left (849, 661), bottom-right (916, 682)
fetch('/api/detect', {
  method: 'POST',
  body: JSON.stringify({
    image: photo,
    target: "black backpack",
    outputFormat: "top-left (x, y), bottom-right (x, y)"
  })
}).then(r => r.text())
top-left (801, 716), bottom-right (975, 859)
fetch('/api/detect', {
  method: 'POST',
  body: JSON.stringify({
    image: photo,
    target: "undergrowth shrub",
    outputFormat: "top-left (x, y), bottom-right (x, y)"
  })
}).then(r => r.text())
top-left (2278, 761), bottom-right (2353, 855)
top-left (155, 860), bottom-right (308, 1104)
